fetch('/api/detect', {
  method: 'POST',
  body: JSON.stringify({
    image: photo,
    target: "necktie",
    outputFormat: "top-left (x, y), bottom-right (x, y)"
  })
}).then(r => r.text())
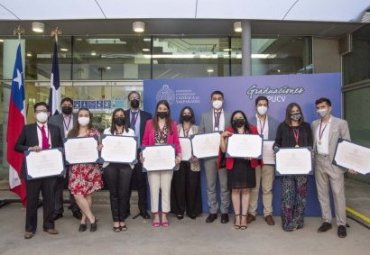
top-left (214, 111), bottom-right (221, 130)
top-left (130, 112), bottom-right (138, 130)
top-left (40, 125), bottom-right (50, 149)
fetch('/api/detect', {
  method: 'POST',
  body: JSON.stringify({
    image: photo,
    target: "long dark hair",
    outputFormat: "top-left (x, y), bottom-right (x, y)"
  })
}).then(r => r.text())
top-left (152, 100), bottom-right (173, 133)
top-left (284, 102), bottom-right (304, 126)
top-left (110, 108), bottom-right (128, 134)
top-left (179, 106), bottom-right (195, 125)
top-left (68, 107), bottom-right (93, 138)
top-left (230, 110), bottom-right (250, 133)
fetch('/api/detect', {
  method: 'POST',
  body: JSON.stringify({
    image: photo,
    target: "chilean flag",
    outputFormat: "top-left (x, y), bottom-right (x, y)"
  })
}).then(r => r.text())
top-left (6, 43), bottom-right (27, 206)
top-left (49, 40), bottom-right (61, 116)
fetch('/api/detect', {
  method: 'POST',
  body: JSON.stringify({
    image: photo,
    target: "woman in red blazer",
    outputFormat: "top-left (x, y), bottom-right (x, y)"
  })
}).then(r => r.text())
top-left (220, 110), bottom-right (259, 230)
top-left (142, 100), bottom-right (182, 227)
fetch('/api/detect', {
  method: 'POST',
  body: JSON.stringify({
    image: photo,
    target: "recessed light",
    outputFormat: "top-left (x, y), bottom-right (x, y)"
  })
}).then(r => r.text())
top-left (143, 38), bottom-right (151, 42)
top-left (133, 21), bottom-right (145, 33)
top-left (32, 22), bottom-right (45, 33)
top-left (0, 39), bottom-right (4, 43)
top-left (207, 68), bottom-right (214, 73)
top-left (91, 51), bottom-right (97, 56)
top-left (234, 21), bottom-right (242, 33)
top-left (60, 48), bottom-right (68, 52)
top-left (106, 66), bottom-right (111, 70)
top-left (142, 48), bottom-right (150, 52)
top-left (223, 48), bottom-right (231, 52)
top-left (27, 52), bottom-right (32, 57)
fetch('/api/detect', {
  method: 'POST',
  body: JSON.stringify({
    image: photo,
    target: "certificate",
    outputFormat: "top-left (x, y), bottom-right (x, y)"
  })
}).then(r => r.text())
top-left (275, 147), bottom-right (312, 175)
top-left (179, 138), bottom-right (192, 161)
top-left (142, 145), bottom-right (176, 172)
top-left (263, 140), bottom-right (276, 165)
top-left (64, 137), bottom-right (99, 165)
top-left (101, 135), bottom-right (138, 164)
top-left (25, 148), bottom-right (65, 180)
top-left (333, 139), bottom-right (370, 175)
top-left (191, 132), bottom-right (221, 159)
top-left (226, 134), bottom-right (263, 159)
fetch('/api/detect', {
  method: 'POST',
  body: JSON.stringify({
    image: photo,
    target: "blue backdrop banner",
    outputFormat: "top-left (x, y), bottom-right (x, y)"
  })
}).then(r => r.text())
top-left (143, 73), bottom-right (341, 216)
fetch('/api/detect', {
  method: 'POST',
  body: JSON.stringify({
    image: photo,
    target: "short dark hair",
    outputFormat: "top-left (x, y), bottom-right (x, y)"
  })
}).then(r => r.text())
top-left (210, 90), bottom-right (224, 100)
top-left (179, 106), bottom-right (196, 125)
top-left (255, 96), bottom-right (269, 106)
top-left (315, 97), bottom-right (332, 107)
top-left (33, 102), bottom-right (49, 112)
top-left (128, 91), bottom-right (141, 100)
top-left (61, 97), bottom-right (73, 105)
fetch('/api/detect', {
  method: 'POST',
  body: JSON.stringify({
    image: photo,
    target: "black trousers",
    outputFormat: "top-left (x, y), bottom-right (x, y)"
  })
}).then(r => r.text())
top-left (54, 175), bottom-right (80, 215)
top-left (103, 163), bottom-right (132, 222)
top-left (128, 161), bottom-right (148, 214)
top-left (26, 177), bottom-right (57, 232)
top-left (170, 162), bottom-right (202, 217)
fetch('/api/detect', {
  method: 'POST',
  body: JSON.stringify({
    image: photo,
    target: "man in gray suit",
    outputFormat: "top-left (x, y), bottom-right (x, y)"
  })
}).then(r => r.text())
top-left (48, 97), bottom-right (82, 220)
top-left (199, 90), bottom-right (231, 224)
top-left (247, 96), bottom-right (279, 226)
top-left (312, 97), bottom-right (356, 238)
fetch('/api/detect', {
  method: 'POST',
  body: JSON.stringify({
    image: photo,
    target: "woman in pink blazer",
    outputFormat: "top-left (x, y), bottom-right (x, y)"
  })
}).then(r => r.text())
top-left (142, 100), bottom-right (182, 227)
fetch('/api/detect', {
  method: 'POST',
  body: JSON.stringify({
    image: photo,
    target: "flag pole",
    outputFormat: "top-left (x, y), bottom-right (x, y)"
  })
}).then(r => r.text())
top-left (13, 25), bottom-right (24, 41)
top-left (51, 27), bottom-right (62, 43)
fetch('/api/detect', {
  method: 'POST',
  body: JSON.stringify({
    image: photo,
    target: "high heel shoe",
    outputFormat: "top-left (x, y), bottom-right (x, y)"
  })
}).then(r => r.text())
top-left (240, 215), bottom-right (248, 230)
top-left (90, 217), bottom-right (97, 232)
top-left (234, 214), bottom-right (241, 230)
top-left (78, 224), bottom-right (87, 232)
top-left (161, 212), bottom-right (170, 227)
top-left (152, 213), bottom-right (160, 228)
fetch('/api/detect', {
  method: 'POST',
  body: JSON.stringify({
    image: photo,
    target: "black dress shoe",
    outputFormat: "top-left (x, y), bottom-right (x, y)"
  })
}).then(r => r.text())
top-left (140, 211), bottom-right (151, 219)
top-left (176, 214), bottom-right (184, 220)
top-left (72, 211), bottom-right (82, 220)
top-left (53, 213), bottom-right (63, 221)
top-left (221, 214), bottom-right (229, 224)
top-left (205, 214), bottom-right (217, 223)
top-left (78, 224), bottom-right (87, 232)
top-left (317, 222), bottom-right (332, 233)
top-left (90, 222), bottom-right (97, 232)
top-left (337, 225), bottom-right (347, 238)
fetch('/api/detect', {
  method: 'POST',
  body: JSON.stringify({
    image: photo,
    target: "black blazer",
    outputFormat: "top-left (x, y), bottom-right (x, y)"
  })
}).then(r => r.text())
top-left (274, 122), bottom-right (313, 148)
top-left (15, 123), bottom-right (64, 176)
top-left (124, 109), bottom-right (152, 140)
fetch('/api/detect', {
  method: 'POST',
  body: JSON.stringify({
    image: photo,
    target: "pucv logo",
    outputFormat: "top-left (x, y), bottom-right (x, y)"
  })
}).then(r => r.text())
top-left (156, 84), bottom-right (175, 104)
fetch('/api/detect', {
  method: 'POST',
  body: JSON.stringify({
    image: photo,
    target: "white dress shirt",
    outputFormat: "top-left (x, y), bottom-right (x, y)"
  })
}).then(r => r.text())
top-left (316, 118), bottom-right (331, 155)
top-left (36, 122), bottom-right (51, 148)
top-left (256, 114), bottom-right (269, 140)
top-left (212, 109), bottom-right (225, 131)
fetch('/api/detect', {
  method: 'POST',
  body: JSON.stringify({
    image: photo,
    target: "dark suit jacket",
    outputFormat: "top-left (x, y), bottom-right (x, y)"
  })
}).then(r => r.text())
top-left (124, 109), bottom-right (152, 141)
top-left (48, 113), bottom-right (77, 141)
top-left (15, 123), bottom-right (64, 177)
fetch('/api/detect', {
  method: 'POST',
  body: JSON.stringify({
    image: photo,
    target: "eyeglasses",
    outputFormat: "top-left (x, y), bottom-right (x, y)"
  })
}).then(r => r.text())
top-left (35, 109), bottom-right (48, 113)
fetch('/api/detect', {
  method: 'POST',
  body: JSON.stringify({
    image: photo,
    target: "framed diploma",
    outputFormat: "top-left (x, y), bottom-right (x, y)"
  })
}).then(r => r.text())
top-left (226, 134), bottom-right (263, 159)
top-left (275, 147), bottom-right (313, 175)
top-left (333, 139), bottom-right (370, 175)
top-left (25, 148), bottom-right (65, 180)
top-left (64, 137), bottom-right (100, 165)
top-left (100, 135), bottom-right (138, 164)
top-left (179, 137), bottom-right (192, 161)
top-left (191, 132), bottom-right (221, 159)
top-left (142, 145), bottom-right (176, 172)
top-left (263, 140), bottom-right (275, 165)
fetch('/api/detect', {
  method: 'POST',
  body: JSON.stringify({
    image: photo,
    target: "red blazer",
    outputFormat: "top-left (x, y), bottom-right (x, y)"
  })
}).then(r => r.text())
top-left (142, 119), bottom-right (181, 155)
top-left (218, 125), bottom-right (260, 170)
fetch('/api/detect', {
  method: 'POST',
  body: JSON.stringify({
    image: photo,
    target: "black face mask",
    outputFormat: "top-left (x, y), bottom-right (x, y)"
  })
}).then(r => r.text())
top-left (62, 106), bottom-right (73, 115)
top-left (182, 115), bottom-right (192, 122)
top-left (130, 99), bottom-right (140, 109)
top-left (232, 119), bottom-right (245, 128)
top-left (157, 112), bottom-right (168, 119)
top-left (114, 117), bottom-right (125, 126)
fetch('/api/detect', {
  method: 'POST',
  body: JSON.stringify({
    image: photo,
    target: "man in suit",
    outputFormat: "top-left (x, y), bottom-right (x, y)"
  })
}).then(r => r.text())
top-left (247, 96), bottom-right (279, 226)
top-left (312, 97), bottom-right (356, 238)
top-left (199, 90), bottom-right (231, 224)
top-left (15, 102), bottom-right (64, 239)
top-left (125, 91), bottom-right (152, 219)
top-left (48, 97), bottom-right (82, 220)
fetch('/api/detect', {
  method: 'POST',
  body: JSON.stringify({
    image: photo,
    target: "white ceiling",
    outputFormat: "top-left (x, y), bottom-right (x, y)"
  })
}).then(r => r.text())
top-left (0, 0), bottom-right (368, 22)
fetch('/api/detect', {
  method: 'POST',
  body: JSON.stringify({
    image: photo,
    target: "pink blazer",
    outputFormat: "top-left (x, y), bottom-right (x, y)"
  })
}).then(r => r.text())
top-left (142, 119), bottom-right (181, 155)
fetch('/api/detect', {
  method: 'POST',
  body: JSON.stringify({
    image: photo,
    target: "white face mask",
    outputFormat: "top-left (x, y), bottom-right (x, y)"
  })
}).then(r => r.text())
top-left (257, 106), bottom-right (268, 115)
top-left (36, 112), bottom-right (48, 123)
top-left (317, 108), bottom-right (328, 118)
top-left (78, 117), bottom-right (90, 126)
top-left (212, 100), bottom-right (223, 110)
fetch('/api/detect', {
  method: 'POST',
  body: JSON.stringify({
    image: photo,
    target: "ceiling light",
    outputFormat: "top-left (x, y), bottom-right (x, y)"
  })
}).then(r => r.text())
top-left (60, 48), bottom-right (68, 52)
top-left (207, 68), bottom-right (214, 73)
top-left (133, 21), bottom-right (145, 33)
top-left (91, 51), bottom-right (97, 56)
top-left (142, 48), bottom-right (150, 52)
top-left (32, 22), bottom-right (45, 33)
top-left (0, 39), bottom-right (3, 43)
top-left (106, 66), bottom-right (111, 70)
top-left (143, 38), bottom-right (151, 42)
top-left (234, 21), bottom-right (242, 33)
top-left (26, 52), bottom-right (32, 57)
top-left (223, 48), bottom-right (231, 52)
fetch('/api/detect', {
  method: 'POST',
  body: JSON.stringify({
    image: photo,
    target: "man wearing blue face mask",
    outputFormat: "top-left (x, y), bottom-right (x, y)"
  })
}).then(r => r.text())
top-left (312, 97), bottom-right (356, 238)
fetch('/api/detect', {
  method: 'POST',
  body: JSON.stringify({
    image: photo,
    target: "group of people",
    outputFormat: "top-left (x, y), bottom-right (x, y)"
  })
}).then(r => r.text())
top-left (15, 90), bottom-right (354, 240)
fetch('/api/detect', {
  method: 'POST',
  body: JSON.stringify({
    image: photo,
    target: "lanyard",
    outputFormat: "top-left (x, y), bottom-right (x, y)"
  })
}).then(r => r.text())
top-left (182, 125), bottom-right (190, 138)
top-left (130, 111), bottom-right (139, 128)
top-left (318, 120), bottom-right (328, 143)
top-left (258, 117), bottom-right (266, 135)
top-left (293, 128), bottom-right (300, 147)
top-left (63, 115), bottom-right (72, 131)
top-left (214, 110), bottom-right (221, 131)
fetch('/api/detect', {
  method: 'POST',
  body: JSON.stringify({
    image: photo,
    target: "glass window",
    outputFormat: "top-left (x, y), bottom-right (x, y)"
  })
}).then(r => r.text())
top-left (72, 36), bottom-right (151, 80)
top-left (152, 37), bottom-right (230, 79)
top-left (343, 24), bottom-right (370, 85)
top-left (231, 36), bottom-right (312, 76)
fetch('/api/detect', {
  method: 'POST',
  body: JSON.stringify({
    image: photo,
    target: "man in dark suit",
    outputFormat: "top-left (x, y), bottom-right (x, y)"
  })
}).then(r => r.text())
top-left (48, 97), bottom-right (82, 220)
top-left (125, 91), bottom-right (152, 219)
top-left (15, 102), bottom-right (64, 239)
